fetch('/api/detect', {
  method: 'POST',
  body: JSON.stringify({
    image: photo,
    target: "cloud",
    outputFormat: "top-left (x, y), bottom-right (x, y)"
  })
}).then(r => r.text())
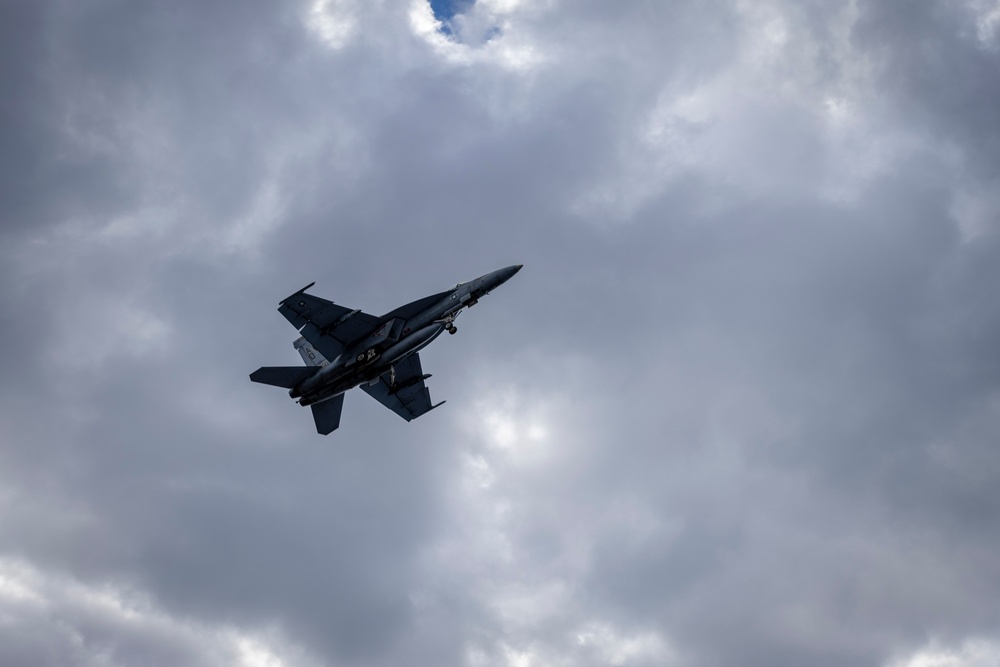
top-left (888, 639), bottom-right (1000, 667)
top-left (2, 0), bottom-right (999, 665)
top-left (0, 556), bottom-right (322, 667)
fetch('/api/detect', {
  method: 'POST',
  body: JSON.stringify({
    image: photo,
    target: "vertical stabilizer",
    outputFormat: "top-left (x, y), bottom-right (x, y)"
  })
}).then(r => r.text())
top-left (294, 336), bottom-right (329, 367)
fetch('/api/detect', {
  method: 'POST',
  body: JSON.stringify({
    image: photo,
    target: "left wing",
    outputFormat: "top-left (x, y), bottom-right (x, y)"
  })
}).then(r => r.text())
top-left (278, 284), bottom-right (382, 360)
top-left (360, 353), bottom-right (444, 421)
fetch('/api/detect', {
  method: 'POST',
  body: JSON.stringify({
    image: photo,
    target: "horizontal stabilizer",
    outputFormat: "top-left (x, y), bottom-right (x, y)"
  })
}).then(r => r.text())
top-left (312, 394), bottom-right (345, 435)
top-left (249, 366), bottom-right (318, 389)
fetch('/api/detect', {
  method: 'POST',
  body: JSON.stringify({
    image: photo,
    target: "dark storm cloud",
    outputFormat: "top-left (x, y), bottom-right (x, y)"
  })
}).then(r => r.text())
top-left (569, 169), bottom-right (1000, 662)
top-left (2, 0), bottom-right (1000, 665)
top-left (0, 0), bottom-right (127, 237)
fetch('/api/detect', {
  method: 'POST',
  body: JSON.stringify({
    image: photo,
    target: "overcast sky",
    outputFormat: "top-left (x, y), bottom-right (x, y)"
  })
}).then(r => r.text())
top-left (2, 0), bottom-right (1000, 665)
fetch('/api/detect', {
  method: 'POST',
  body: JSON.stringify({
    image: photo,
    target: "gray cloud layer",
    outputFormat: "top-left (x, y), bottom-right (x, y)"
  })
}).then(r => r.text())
top-left (2, 0), bottom-right (1000, 665)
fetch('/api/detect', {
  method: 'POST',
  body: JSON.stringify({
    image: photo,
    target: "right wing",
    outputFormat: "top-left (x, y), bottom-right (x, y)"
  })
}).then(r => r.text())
top-left (278, 284), bottom-right (381, 360)
top-left (360, 353), bottom-right (444, 422)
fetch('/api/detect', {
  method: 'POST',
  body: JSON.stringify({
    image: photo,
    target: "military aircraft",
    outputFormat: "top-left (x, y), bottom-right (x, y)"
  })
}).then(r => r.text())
top-left (250, 264), bottom-right (522, 435)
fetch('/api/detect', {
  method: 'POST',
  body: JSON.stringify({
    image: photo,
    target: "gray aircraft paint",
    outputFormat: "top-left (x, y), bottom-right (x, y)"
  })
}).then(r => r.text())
top-left (251, 264), bottom-right (522, 434)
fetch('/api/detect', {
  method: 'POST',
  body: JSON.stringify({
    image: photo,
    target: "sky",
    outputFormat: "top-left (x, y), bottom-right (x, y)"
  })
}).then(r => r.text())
top-left (2, 0), bottom-right (1000, 665)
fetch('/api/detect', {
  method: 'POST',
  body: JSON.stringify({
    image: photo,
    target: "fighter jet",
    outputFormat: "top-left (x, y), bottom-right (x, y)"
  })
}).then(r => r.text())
top-left (250, 264), bottom-right (522, 435)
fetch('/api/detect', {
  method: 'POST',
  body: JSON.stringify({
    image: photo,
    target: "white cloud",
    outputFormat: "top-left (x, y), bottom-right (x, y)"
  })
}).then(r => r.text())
top-left (967, 0), bottom-right (1000, 48)
top-left (576, 622), bottom-right (677, 666)
top-left (888, 639), bottom-right (1000, 667)
top-left (0, 557), bottom-right (321, 667)
top-left (570, 0), bottom-right (891, 219)
top-left (306, 0), bottom-right (358, 49)
top-left (407, 0), bottom-right (547, 69)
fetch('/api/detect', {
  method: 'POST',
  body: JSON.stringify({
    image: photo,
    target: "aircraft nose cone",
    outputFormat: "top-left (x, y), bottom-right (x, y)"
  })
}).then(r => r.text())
top-left (480, 264), bottom-right (523, 292)
top-left (505, 264), bottom-right (523, 277)
top-left (497, 264), bottom-right (522, 284)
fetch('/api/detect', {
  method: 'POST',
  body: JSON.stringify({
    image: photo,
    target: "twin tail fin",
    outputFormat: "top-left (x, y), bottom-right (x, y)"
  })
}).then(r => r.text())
top-left (251, 338), bottom-right (342, 435)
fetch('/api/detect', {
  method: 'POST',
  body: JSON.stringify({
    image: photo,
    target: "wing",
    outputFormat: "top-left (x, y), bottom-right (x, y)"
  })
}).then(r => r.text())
top-left (360, 353), bottom-right (444, 422)
top-left (277, 284), bottom-right (382, 360)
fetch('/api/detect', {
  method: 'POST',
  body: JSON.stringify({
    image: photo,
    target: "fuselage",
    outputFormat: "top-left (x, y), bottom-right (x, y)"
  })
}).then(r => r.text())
top-left (291, 264), bottom-right (521, 406)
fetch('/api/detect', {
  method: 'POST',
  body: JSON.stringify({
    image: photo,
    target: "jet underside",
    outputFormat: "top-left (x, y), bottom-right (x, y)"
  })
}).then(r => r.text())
top-left (250, 264), bottom-right (521, 435)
